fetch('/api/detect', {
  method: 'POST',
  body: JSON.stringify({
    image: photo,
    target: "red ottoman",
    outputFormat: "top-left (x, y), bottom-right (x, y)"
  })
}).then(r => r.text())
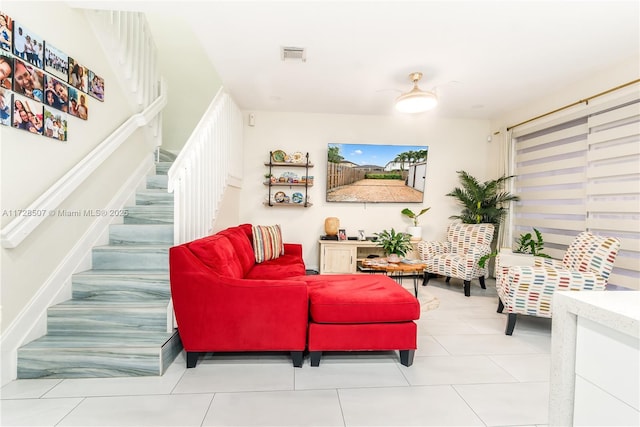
top-left (302, 274), bottom-right (420, 367)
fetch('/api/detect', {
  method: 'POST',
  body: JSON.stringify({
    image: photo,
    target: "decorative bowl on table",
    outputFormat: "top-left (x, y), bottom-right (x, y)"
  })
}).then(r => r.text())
top-left (387, 254), bottom-right (401, 263)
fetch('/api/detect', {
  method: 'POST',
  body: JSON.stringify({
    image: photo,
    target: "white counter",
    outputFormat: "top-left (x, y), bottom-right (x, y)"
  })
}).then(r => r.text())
top-left (549, 291), bottom-right (640, 426)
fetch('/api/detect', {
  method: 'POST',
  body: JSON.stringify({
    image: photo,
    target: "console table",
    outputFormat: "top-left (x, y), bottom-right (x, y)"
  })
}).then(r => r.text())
top-left (318, 240), bottom-right (383, 274)
top-left (318, 240), bottom-right (418, 274)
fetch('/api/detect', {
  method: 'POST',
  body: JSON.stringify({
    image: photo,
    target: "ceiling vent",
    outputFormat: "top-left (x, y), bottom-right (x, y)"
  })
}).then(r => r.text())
top-left (281, 46), bottom-right (306, 62)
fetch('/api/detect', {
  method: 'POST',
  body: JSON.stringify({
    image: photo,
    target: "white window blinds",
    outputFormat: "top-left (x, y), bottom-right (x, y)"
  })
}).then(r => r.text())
top-left (511, 84), bottom-right (640, 290)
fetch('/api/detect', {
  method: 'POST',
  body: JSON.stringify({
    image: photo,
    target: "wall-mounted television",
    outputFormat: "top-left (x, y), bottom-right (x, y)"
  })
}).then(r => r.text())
top-left (327, 143), bottom-right (428, 203)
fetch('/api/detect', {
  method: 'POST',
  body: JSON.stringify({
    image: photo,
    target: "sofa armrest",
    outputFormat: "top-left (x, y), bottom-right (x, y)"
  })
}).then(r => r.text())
top-left (499, 265), bottom-right (606, 298)
top-left (497, 265), bottom-right (606, 317)
top-left (535, 257), bottom-right (563, 268)
top-left (468, 244), bottom-right (492, 260)
top-left (284, 243), bottom-right (303, 258)
top-left (417, 240), bottom-right (450, 260)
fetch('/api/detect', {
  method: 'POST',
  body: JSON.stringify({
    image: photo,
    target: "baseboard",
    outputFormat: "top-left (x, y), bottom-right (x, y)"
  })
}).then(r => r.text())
top-left (0, 157), bottom-right (155, 386)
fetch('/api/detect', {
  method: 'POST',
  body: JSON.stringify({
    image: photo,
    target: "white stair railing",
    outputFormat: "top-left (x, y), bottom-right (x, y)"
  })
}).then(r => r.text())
top-left (1, 10), bottom-right (163, 249)
top-left (84, 9), bottom-right (160, 114)
top-left (168, 88), bottom-right (243, 244)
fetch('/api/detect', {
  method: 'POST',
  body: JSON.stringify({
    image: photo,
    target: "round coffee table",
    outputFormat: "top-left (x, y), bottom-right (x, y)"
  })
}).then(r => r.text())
top-left (360, 259), bottom-right (426, 297)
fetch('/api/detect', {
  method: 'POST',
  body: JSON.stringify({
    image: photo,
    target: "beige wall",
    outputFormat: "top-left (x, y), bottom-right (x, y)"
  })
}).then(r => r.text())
top-left (240, 111), bottom-right (492, 270)
top-left (0, 2), bottom-right (147, 332)
top-left (145, 13), bottom-right (223, 153)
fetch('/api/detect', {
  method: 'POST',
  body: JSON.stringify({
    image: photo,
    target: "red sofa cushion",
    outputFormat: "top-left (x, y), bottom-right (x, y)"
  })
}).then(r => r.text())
top-left (300, 274), bottom-right (420, 324)
top-left (245, 253), bottom-right (306, 279)
top-left (218, 225), bottom-right (255, 276)
top-left (186, 234), bottom-right (244, 279)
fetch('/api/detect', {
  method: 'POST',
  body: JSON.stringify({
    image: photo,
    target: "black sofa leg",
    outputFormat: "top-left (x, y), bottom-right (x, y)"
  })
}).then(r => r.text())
top-left (310, 351), bottom-right (322, 367)
top-left (399, 350), bottom-right (415, 367)
top-left (497, 298), bottom-right (504, 313)
top-left (506, 313), bottom-right (517, 335)
top-left (186, 351), bottom-right (200, 368)
top-left (291, 351), bottom-right (303, 368)
top-left (463, 280), bottom-right (471, 297)
top-left (479, 275), bottom-right (486, 289)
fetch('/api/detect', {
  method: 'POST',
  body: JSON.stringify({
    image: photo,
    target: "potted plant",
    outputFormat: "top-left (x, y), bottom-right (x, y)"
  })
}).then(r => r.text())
top-left (401, 207), bottom-right (430, 240)
top-left (447, 170), bottom-right (519, 272)
top-left (446, 170), bottom-right (520, 227)
top-left (479, 227), bottom-right (551, 268)
top-left (373, 228), bottom-right (413, 262)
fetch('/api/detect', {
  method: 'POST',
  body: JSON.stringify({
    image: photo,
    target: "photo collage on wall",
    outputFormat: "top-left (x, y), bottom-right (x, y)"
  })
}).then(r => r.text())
top-left (0, 11), bottom-right (105, 142)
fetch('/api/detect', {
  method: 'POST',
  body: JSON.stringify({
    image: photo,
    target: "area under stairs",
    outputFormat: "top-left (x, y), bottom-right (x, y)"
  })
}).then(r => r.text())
top-left (17, 159), bottom-right (182, 378)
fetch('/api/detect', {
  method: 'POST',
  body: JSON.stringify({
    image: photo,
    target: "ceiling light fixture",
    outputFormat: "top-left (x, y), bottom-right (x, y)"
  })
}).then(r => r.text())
top-left (395, 72), bottom-right (438, 113)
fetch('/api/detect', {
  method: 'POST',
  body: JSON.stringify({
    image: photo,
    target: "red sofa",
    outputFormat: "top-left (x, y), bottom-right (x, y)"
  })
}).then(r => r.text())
top-left (169, 224), bottom-right (309, 368)
top-left (170, 224), bottom-right (420, 368)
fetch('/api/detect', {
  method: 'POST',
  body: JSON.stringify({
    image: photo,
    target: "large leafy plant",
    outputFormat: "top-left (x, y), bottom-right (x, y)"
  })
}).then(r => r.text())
top-left (374, 228), bottom-right (413, 257)
top-left (446, 171), bottom-right (519, 226)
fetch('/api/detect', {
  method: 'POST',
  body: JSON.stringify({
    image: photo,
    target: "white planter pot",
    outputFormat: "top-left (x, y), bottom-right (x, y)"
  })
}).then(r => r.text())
top-left (497, 248), bottom-right (535, 267)
top-left (407, 226), bottom-right (422, 241)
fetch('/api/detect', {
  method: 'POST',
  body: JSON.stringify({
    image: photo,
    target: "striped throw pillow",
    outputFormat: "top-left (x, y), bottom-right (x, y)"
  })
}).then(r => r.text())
top-left (252, 224), bottom-right (285, 263)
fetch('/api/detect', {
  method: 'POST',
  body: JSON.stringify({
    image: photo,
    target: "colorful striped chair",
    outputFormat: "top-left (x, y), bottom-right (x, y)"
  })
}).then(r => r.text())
top-left (417, 223), bottom-right (495, 297)
top-left (495, 231), bottom-right (621, 335)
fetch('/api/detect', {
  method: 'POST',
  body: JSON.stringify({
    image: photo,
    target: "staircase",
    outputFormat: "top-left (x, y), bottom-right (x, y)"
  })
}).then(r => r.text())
top-left (16, 158), bottom-right (182, 378)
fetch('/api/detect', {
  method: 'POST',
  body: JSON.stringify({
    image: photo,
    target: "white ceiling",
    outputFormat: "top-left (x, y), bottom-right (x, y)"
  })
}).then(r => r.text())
top-left (96, 1), bottom-right (640, 119)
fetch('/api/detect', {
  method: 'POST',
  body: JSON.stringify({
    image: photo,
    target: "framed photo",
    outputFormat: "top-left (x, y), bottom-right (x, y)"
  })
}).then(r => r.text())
top-left (0, 52), bottom-right (13, 90)
top-left (43, 105), bottom-right (67, 141)
top-left (13, 58), bottom-right (44, 102)
top-left (358, 229), bottom-right (366, 241)
top-left (0, 12), bottom-right (12, 52)
top-left (0, 88), bottom-right (10, 126)
top-left (68, 57), bottom-right (88, 93)
top-left (44, 74), bottom-right (68, 112)
top-left (12, 93), bottom-right (43, 135)
top-left (12, 22), bottom-right (43, 69)
top-left (338, 229), bottom-right (347, 241)
top-left (87, 69), bottom-right (104, 101)
top-left (44, 42), bottom-right (69, 81)
top-left (67, 86), bottom-right (88, 120)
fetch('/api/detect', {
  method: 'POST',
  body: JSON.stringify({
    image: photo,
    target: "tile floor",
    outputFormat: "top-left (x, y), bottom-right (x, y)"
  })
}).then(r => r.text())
top-left (1, 278), bottom-right (552, 427)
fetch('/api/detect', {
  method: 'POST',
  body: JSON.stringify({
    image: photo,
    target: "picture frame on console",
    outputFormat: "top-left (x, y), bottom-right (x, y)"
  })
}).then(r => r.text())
top-left (338, 229), bottom-right (347, 241)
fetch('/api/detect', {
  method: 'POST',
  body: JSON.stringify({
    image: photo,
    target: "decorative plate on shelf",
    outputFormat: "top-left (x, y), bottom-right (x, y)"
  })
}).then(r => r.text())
top-left (292, 192), bottom-right (304, 203)
top-left (274, 191), bottom-right (286, 203)
top-left (291, 152), bottom-right (304, 163)
top-left (284, 154), bottom-right (292, 163)
top-left (271, 150), bottom-right (286, 163)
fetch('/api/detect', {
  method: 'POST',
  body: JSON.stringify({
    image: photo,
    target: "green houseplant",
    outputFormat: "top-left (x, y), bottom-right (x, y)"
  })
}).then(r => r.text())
top-left (478, 227), bottom-right (551, 268)
top-left (401, 207), bottom-right (431, 226)
top-left (401, 207), bottom-right (431, 240)
top-left (446, 170), bottom-right (519, 226)
top-left (374, 228), bottom-right (413, 261)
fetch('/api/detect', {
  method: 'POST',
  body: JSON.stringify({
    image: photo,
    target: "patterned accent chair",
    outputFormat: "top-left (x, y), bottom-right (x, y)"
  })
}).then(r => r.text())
top-left (495, 231), bottom-right (621, 335)
top-left (417, 223), bottom-right (495, 297)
